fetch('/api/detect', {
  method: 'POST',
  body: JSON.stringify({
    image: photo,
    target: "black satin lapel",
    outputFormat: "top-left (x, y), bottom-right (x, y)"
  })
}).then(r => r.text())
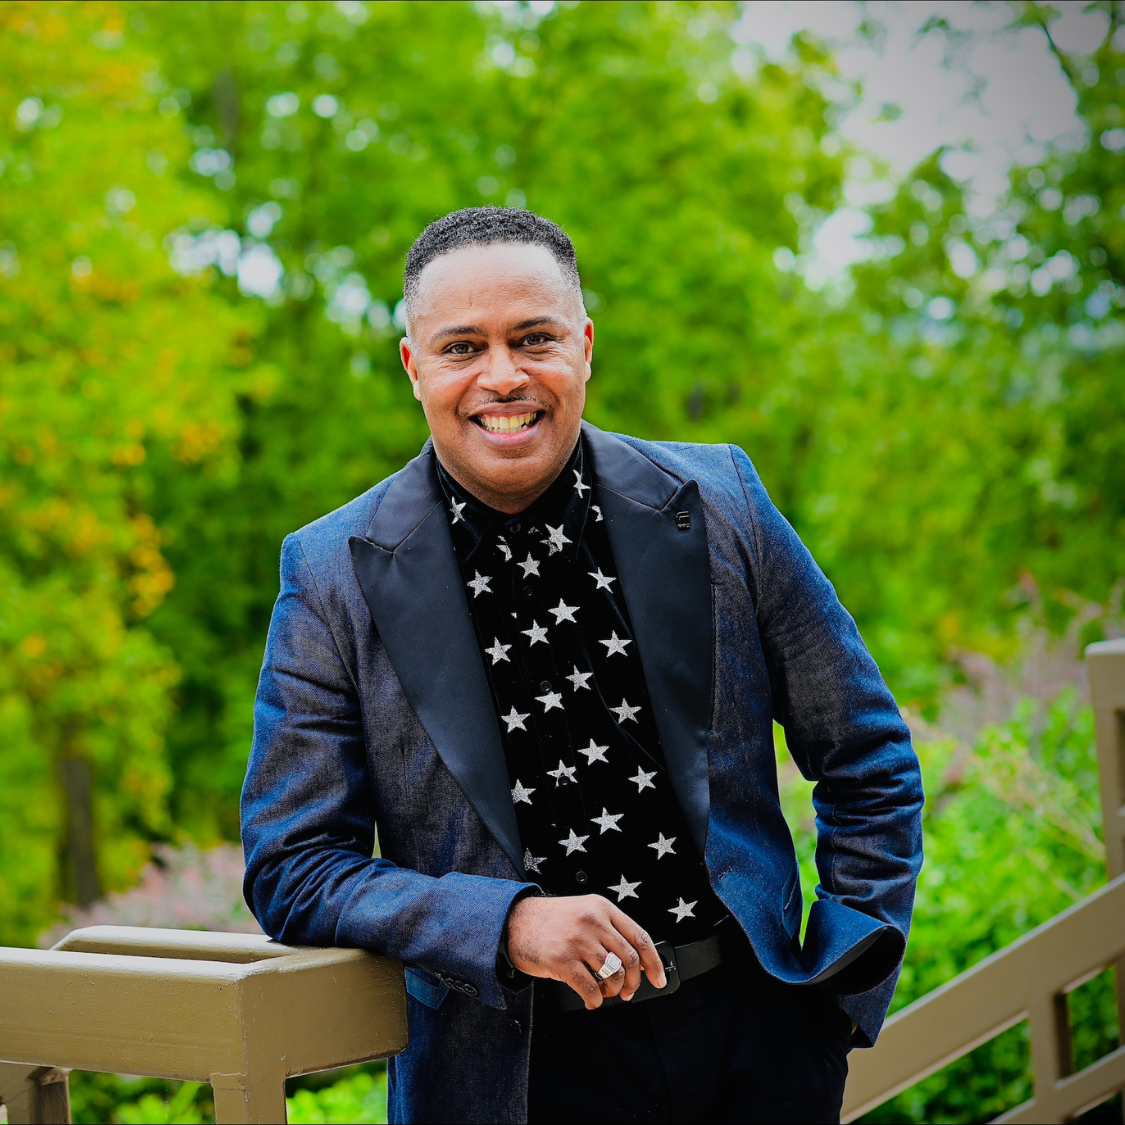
top-left (597, 478), bottom-right (714, 856)
top-left (349, 452), bottom-right (524, 877)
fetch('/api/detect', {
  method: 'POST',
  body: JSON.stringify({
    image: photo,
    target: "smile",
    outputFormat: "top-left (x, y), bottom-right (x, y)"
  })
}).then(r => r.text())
top-left (472, 411), bottom-right (543, 434)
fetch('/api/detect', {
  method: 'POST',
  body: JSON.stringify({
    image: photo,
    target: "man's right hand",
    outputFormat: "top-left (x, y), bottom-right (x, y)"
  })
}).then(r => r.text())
top-left (505, 894), bottom-right (667, 1009)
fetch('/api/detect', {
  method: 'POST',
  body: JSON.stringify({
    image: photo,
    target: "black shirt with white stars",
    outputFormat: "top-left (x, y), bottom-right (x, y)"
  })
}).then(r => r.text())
top-left (438, 436), bottom-right (726, 945)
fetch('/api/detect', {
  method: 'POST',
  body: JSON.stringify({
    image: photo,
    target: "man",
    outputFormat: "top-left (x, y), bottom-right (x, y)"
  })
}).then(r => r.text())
top-left (242, 207), bottom-right (924, 1124)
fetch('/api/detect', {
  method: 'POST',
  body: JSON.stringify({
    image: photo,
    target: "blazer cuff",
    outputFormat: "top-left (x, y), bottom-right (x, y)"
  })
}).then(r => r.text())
top-left (801, 898), bottom-right (906, 995)
top-left (836, 968), bottom-right (902, 1048)
top-left (496, 886), bottom-right (541, 992)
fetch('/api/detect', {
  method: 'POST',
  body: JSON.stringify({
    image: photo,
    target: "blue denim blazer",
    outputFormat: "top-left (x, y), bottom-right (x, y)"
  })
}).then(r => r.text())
top-left (241, 423), bottom-right (924, 1124)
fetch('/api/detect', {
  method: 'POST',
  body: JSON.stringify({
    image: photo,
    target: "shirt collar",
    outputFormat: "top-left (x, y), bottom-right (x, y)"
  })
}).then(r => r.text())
top-left (437, 435), bottom-right (591, 565)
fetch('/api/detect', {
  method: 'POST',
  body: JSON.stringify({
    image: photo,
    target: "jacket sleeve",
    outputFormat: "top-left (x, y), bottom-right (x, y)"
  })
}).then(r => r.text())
top-left (240, 533), bottom-right (535, 1009)
top-left (730, 446), bottom-right (925, 1040)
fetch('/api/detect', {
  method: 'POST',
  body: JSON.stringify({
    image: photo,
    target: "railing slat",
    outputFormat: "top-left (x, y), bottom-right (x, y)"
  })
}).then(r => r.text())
top-left (995, 1044), bottom-right (1125, 1124)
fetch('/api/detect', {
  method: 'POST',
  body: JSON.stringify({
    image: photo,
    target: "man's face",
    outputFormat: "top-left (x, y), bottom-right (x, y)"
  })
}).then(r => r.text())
top-left (400, 242), bottom-right (593, 513)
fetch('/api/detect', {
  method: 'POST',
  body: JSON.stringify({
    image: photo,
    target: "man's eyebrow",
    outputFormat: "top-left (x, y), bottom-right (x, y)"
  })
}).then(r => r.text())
top-left (511, 316), bottom-right (566, 332)
top-left (428, 316), bottom-right (567, 345)
top-left (429, 324), bottom-right (484, 344)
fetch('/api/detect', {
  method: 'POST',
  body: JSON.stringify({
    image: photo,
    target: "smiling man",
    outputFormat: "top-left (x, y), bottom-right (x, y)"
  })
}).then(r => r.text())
top-left (241, 208), bottom-right (924, 1124)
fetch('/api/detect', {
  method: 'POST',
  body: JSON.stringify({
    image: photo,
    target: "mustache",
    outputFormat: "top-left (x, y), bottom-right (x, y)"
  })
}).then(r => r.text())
top-left (461, 394), bottom-right (551, 413)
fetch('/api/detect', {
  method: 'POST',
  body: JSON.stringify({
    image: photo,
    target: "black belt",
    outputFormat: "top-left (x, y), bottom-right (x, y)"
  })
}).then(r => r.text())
top-left (545, 930), bottom-right (726, 1012)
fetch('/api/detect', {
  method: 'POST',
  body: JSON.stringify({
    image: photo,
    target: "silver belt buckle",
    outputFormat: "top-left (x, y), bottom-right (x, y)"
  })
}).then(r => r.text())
top-left (632, 940), bottom-right (680, 1002)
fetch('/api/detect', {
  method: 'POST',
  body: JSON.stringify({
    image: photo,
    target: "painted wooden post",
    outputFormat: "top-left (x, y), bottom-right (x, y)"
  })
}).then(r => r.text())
top-left (1088, 638), bottom-right (1125, 1041)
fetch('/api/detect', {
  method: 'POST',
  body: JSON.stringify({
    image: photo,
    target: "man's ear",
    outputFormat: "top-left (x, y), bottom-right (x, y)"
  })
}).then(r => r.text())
top-left (400, 336), bottom-right (423, 401)
top-left (584, 319), bottom-right (594, 378)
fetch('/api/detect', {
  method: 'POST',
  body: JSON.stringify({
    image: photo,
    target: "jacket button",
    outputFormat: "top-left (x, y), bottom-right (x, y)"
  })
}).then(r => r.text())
top-left (506, 1018), bottom-right (523, 1038)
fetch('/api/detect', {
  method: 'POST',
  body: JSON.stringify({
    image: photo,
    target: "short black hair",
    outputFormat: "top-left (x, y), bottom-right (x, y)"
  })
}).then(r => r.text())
top-left (402, 206), bottom-right (582, 327)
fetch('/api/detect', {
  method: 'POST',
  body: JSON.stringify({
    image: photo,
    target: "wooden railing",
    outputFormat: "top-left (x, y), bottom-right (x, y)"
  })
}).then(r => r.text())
top-left (0, 928), bottom-right (407, 1124)
top-left (843, 638), bottom-right (1125, 1123)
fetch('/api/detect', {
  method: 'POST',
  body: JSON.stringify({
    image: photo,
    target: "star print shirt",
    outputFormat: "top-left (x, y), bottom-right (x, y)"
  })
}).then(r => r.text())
top-left (438, 437), bottom-right (726, 945)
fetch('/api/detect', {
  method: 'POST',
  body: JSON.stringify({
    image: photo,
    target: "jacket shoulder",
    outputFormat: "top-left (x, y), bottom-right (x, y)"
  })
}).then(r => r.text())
top-left (287, 473), bottom-right (396, 579)
top-left (607, 432), bottom-right (754, 508)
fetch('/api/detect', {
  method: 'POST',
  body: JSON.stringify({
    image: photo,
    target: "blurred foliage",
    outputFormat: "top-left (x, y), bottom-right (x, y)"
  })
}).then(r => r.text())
top-left (69, 1062), bottom-right (385, 1124)
top-left (286, 1066), bottom-right (388, 1125)
top-left (2, 0), bottom-right (1125, 1121)
top-left (70, 1072), bottom-right (214, 1125)
top-left (38, 840), bottom-right (258, 947)
top-left (0, 0), bottom-right (244, 938)
top-left (122, 0), bottom-right (850, 844)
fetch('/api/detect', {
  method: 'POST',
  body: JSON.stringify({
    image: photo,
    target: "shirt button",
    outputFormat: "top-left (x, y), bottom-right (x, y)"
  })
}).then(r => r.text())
top-left (575, 870), bottom-right (589, 885)
top-left (525, 586), bottom-right (534, 598)
top-left (540, 681), bottom-right (552, 692)
top-left (510, 522), bottom-right (522, 533)
top-left (506, 1019), bottom-right (523, 1038)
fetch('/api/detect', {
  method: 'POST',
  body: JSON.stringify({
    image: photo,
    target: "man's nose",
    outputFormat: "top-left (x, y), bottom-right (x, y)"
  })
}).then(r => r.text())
top-left (477, 345), bottom-right (530, 395)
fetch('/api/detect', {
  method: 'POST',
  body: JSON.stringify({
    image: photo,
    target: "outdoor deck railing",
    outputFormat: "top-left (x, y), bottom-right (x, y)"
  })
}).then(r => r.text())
top-left (0, 929), bottom-right (408, 1123)
top-left (2, 640), bottom-right (1124, 1124)
top-left (843, 638), bottom-right (1125, 1123)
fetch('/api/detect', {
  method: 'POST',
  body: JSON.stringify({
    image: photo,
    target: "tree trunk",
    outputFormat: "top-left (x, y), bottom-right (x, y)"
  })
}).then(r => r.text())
top-left (58, 756), bottom-right (100, 907)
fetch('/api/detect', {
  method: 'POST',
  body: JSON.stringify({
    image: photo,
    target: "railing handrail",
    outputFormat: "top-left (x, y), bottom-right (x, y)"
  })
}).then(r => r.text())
top-left (0, 926), bottom-right (408, 1123)
top-left (52, 925), bottom-right (297, 962)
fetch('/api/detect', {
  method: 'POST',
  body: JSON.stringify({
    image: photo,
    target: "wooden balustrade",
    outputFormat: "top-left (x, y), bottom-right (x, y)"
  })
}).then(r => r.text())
top-left (842, 875), bottom-right (1125, 1122)
top-left (0, 928), bottom-right (407, 1124)
top-left (843, 638), bottom-right (1125, 1123)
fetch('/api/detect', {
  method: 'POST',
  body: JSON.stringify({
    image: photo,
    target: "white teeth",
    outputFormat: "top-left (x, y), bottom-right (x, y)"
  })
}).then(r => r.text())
top-left (479, 412), bottom-right (538, 433)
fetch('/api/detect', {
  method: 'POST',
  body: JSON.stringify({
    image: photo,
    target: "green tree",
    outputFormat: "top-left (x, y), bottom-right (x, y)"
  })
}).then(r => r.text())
top-left (0, 0), bottom-right (242, 942)
top-left (792, 2), bottom-right (1125, 695)
top-left (120, 0), bottom-right (849, 837)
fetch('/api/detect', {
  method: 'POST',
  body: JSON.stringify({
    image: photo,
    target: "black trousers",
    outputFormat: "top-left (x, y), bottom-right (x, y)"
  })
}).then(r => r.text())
top-left (527, 944), bottom-right (851, 1124)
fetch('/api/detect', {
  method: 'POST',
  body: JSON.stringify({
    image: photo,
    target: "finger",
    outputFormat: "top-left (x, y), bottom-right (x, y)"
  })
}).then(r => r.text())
top-left (586, 938), bottom-right (634, 999)
top-left (571, 899), bottom-right (640, 999)
top-left (608, 905), bottom-right (665, 989)
top-left (595, 929), bottom-right (643, 999)
top-left (563, 958), bottom-right (605, 1010)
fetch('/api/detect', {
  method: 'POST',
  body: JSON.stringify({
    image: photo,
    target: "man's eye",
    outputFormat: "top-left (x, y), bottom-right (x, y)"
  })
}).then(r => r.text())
top-left (447, 342), bottom-right (474, 355)
top-left (521, 333), bottom-right (550, 346)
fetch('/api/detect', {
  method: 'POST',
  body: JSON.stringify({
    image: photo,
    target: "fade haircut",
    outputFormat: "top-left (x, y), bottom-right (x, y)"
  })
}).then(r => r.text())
top-left (402, 206), bottom-right (583, 331)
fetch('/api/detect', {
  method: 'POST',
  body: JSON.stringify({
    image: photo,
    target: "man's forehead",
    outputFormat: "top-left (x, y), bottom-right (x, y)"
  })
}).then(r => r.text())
top-left (415, 242), bottom-right (572, 304)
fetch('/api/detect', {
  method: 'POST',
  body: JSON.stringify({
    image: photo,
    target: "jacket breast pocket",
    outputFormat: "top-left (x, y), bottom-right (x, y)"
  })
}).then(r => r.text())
top-left (405, 966), bottom-right (450, 1010)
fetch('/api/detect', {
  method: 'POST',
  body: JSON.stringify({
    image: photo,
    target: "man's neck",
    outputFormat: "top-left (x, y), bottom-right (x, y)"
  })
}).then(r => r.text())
top-left (432, 439), bottom-right (580, 516)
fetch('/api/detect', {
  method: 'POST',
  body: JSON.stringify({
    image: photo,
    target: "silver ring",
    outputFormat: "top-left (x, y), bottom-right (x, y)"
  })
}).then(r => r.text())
top-left (595, 952), bottom-right (624, 981)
